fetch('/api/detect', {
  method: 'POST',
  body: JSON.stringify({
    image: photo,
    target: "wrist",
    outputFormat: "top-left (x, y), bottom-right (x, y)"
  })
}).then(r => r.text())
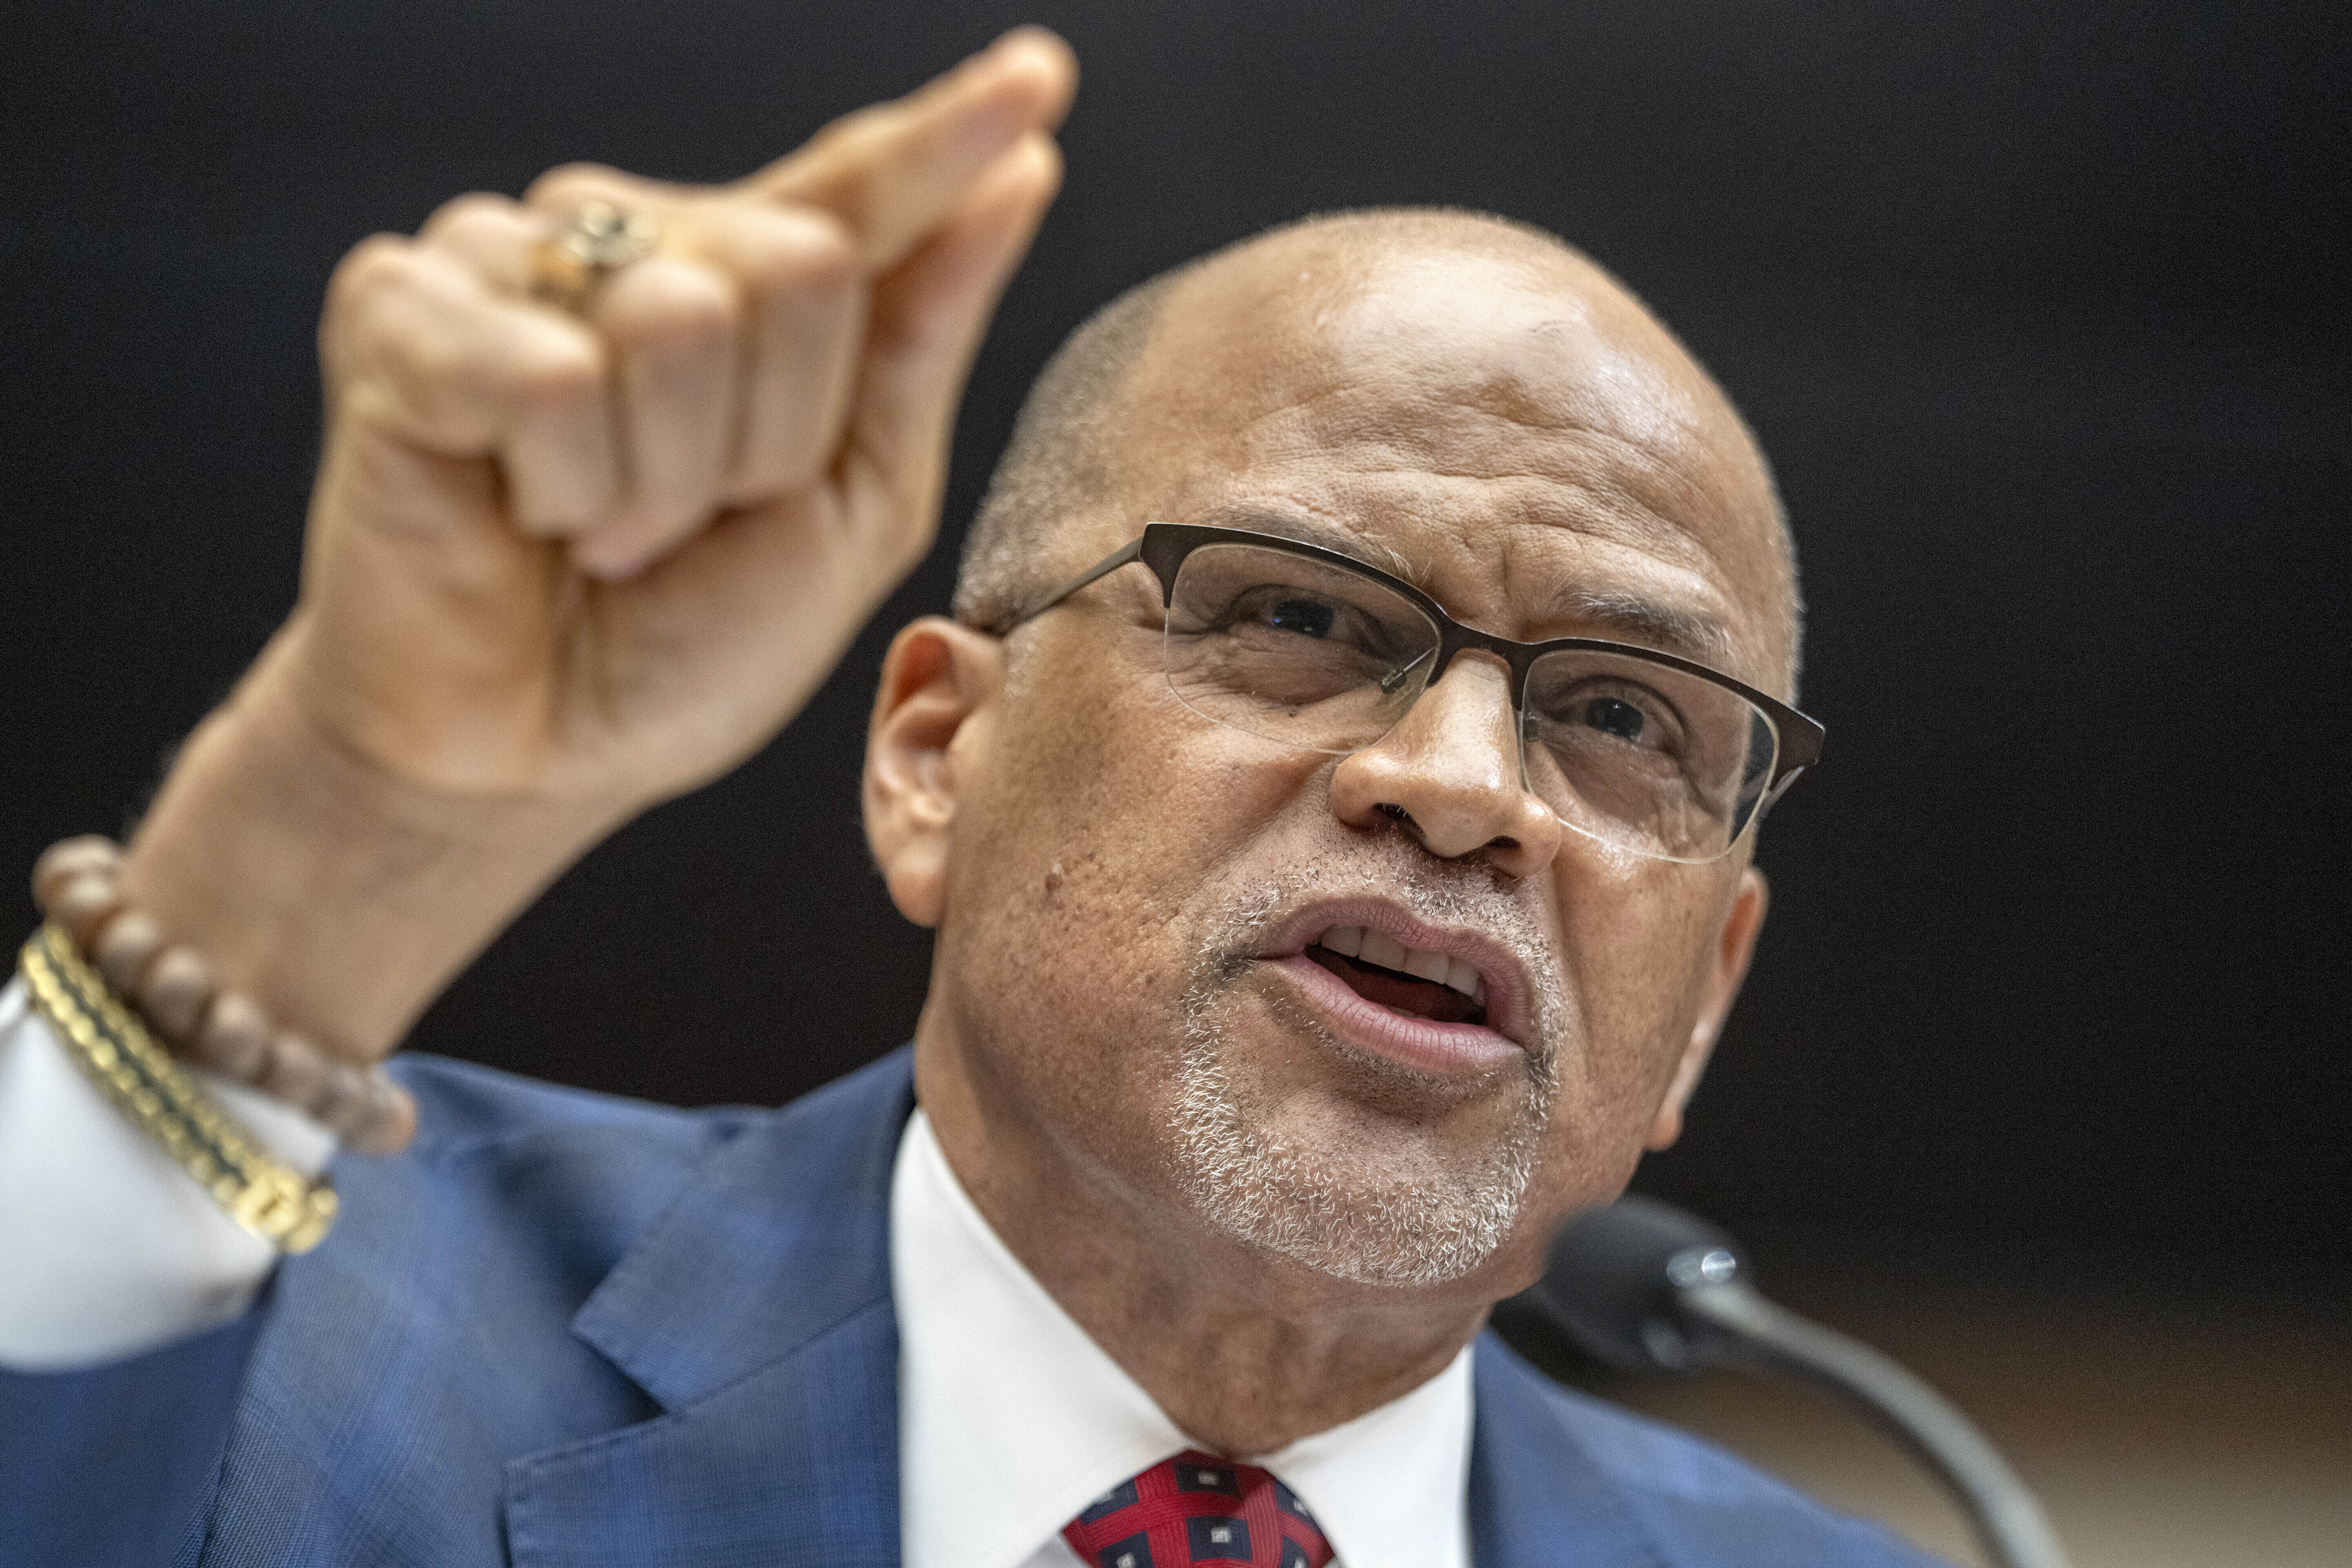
top-left (121, 630), bottom-right (621, 1056)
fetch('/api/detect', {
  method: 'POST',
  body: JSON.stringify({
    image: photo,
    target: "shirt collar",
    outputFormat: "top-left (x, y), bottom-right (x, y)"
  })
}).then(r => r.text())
top-left (891, 1107), bottom-right (1473, 1568)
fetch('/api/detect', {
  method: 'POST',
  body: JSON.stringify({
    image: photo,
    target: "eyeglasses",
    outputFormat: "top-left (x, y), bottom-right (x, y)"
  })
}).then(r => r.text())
top-left (1004, 523), bottom-right (1823, 864)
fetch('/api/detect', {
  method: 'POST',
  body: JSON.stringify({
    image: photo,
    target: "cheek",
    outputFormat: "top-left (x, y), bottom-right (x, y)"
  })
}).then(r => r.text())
top-left (1553, 845), bottom-right (1726, 1057)
top-left (938, 640), bottom-right (1324, 1122)
top-left (1528, 855), bottom-right (1733, 1193)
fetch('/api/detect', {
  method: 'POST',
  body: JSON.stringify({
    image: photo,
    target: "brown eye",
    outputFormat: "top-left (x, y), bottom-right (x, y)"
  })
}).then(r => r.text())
top-left (1266, 598), bottom-right (1337, 638)
top-left (1582, 696), bottom-right (1648, 744)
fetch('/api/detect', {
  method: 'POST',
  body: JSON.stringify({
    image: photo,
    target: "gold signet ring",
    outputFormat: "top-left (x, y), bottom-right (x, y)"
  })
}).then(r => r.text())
top-left (530, 202), bottom-right (660, 313)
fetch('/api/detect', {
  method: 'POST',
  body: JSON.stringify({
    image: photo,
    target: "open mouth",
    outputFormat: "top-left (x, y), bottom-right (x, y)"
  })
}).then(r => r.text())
top-left (1305, 925), bottom-right (1489, 1028)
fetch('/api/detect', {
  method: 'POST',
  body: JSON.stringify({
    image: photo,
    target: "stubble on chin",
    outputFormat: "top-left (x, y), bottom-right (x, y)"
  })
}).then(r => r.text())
top-left (1165, 861), bottom-right (1567, 1289)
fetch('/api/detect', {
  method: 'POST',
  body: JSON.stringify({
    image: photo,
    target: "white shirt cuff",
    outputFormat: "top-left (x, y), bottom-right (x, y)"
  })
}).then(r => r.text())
top-left (0, 973), bottom-right (337, 1371)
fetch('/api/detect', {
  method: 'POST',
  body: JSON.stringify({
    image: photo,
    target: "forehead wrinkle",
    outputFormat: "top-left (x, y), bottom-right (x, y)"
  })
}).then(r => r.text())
top-left (1333, 454), bottom-right (1735, 596)
top-left (1230, 371), bottom-right (1741, 568)
top-left (1194, 500), bottom-right (1434, 588)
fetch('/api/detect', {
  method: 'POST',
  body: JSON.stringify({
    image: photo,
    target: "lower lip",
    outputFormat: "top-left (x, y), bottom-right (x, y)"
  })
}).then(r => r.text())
top-left (1263, 954), bottom-right (1525, 1079)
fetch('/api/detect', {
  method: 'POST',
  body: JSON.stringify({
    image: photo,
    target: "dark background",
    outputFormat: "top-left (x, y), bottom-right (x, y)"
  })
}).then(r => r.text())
top-left (4, 2), bottom-right (2343, 1296)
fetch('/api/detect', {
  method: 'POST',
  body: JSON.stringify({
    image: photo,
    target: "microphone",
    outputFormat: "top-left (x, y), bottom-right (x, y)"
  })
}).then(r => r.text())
top-left (1513, 1195), bottom-right (2071, 1568)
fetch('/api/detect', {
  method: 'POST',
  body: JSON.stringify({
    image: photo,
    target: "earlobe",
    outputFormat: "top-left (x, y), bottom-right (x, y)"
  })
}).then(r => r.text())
top-left (1645, 865), bottom-right (1769, 1151)
top-left (863, 617), bottom-right (1002, 930)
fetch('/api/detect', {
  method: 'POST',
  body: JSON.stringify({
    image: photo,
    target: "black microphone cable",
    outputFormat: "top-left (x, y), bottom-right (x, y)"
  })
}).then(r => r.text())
top-left (1511, 1194), bottom-right (2071, 1568)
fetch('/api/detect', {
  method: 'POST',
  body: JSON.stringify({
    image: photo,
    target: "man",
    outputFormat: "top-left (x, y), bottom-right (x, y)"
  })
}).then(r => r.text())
top-left (0, 27), bottom-right (1936, 1568)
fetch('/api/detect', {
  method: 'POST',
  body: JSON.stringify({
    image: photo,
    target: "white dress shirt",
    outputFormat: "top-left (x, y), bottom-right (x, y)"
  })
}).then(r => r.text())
top-left (0, 977), bottom-right (336, 1368)
top-left (0, 982), bottom-right (1477, 1566)
top-left (893, 1105), bottom-right (1474, 1568)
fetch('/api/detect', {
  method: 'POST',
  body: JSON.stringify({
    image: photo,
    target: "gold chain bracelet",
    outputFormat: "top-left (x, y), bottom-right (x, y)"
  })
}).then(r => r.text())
top-left (18, 922), bottom-right (338, 1253)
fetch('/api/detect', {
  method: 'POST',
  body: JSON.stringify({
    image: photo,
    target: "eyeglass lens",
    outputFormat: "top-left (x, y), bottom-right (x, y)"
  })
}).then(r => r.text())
top-left (1163, 542), bottom-right (1779, 863)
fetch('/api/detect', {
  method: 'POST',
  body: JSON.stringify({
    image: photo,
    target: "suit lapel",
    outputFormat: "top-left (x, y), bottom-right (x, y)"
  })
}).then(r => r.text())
top-left (1468, 1333), bottom-right (1664, 1568)
top-left (503, 1050), bottom-right (916, 1568)
top-left (497, 1054), bottom-right (1671, 1568)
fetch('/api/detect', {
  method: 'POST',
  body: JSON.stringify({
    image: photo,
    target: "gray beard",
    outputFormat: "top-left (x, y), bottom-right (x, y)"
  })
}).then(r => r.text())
top-left (1166, 861), bottom-right (1566, 1288)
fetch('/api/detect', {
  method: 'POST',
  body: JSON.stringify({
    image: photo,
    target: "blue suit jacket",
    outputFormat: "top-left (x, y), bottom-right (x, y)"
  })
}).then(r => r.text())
top-left (3, 1049), bottom-right (1946, 1568)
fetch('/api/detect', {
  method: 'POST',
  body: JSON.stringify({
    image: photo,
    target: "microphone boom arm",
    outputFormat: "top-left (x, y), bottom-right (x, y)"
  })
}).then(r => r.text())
top-left (1517, 1195), bottom-right (2073, 1568)
top-left (1677, 1279), bottom-right (2070, 1568)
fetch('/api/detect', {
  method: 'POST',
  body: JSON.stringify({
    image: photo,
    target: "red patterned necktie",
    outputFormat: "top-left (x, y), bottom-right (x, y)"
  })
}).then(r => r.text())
top-left (1061, 1450), bottom-right (1335, 1567)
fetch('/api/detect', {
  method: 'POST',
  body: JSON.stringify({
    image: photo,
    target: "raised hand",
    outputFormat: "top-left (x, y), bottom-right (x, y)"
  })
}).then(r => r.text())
top-left (117, 31), bottom-right (1077, 1057)
top-left (299, 27), bottom-right (1075, 809)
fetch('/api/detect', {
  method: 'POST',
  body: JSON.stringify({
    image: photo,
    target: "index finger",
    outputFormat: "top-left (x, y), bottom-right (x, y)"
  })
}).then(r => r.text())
top-left (744, 26), bottom-right (1077, 272)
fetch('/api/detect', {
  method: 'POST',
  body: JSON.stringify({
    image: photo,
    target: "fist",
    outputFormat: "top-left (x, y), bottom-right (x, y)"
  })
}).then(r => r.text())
top-left (282, 29), bottom-right (1074, 817)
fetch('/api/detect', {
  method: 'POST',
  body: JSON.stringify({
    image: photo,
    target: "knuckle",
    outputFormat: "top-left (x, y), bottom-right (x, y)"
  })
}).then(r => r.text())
top-left (602, 263), bottom-right (736, 352)
top-left (384, 339), bottom-right (492, 442)
top-left (325, 247), bottom-right (435, 377)
top-left (420, 190), bottom-right (517, 240)
top-left (747, 208), bottom-right (856, 295)
top-left (328, 234), bottom-right (418, 308)
top-left (525, 161), bottom-right (626, 211)
top-left (509, 336), bottom-right (605, 408)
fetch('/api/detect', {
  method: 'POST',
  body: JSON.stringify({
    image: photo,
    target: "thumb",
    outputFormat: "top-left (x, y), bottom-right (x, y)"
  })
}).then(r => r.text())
top-left (836, 131), bottom-right (1064, 557)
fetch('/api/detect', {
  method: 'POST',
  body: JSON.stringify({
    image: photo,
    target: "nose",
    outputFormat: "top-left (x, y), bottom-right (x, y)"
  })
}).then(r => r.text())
top-left (1329, 652), bottom-right (1563, 878)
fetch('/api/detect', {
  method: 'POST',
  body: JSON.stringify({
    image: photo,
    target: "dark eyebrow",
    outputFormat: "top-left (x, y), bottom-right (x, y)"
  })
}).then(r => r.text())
top-left (1192, 506), bottom-right (1733, 664)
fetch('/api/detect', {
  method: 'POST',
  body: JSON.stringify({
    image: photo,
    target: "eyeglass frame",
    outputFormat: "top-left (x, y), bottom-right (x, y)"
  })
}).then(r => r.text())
top-left (1002, 520), bottom-right (1825, 833)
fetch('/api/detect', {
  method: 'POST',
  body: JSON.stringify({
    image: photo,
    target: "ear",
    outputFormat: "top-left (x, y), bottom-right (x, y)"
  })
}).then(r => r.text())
top-left (1645, 864), bottom-right (1769, 1151)
top-left (862, 617), bottom-right (1005, 929)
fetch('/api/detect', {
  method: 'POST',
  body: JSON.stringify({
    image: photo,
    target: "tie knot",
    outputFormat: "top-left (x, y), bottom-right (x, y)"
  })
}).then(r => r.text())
top-left (1062, 1450), bottom-right (1334, 1567)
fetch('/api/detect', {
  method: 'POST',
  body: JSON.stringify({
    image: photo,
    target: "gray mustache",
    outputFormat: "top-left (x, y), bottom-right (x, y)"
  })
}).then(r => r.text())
top-left (1198, 849), bottom-right (1570, 1065)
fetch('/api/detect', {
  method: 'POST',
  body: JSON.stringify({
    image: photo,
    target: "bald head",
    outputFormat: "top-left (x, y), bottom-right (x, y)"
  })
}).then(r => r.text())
top-left (956, 207), bottom-right (1800, 693)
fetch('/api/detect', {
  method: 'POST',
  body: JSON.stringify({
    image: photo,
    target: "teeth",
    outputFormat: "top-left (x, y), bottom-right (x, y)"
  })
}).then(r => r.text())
top-left (1318, 926), bottom-right (1486, 1004)
top-left (1403, 947), bottom-right (1451, 983)
top-left (1446, 958), bottom-right (1481, 999)
top-left (1357, 929), bottom-right (1409, 972)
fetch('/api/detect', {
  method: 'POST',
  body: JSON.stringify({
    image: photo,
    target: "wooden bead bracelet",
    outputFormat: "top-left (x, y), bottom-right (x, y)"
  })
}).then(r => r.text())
top-left (29, 836), bottom-right (416, 1156)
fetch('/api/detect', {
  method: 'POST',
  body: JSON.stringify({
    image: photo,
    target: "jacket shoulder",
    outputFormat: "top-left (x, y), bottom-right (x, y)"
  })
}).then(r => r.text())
top-left (391, 1051), bottom-right (766, 1156)
top-left (302, 1054), bottom-right (826, 1328)
top-left (1473, 1333), bottom-right (1954, 1567)
top-left (208, 1054), bottom-right (903, 1565)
